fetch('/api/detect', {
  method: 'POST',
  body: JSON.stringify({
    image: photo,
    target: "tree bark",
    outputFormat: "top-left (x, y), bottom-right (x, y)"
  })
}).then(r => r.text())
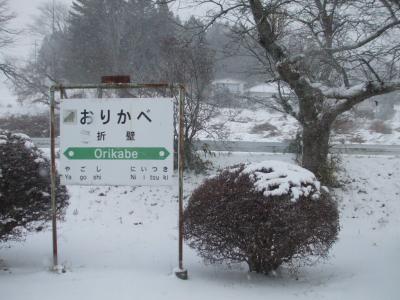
top-left (301, 121), bottom-right (331, 182)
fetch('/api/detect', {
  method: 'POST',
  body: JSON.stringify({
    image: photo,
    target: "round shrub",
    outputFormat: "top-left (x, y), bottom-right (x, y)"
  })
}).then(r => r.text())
top-left (0, 131), bottom-right (69, 242)
top-left (184, 160), bottom-right (339, 274)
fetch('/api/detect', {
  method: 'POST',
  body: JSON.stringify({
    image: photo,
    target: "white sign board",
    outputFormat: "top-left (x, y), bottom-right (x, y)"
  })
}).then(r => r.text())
top-left (60, 98), bottom-right (174, 186)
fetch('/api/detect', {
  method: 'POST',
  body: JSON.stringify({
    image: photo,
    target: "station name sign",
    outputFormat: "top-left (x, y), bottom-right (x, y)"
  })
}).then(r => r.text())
top-left (60, 98), bottom-right (174, 186)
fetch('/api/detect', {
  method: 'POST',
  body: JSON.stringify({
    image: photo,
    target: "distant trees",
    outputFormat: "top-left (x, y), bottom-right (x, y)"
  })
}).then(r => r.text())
top-left (66, 0), bottom-right (129, 83)
top-left (15, 0), bottom-right (178, 90)
top-left (13, 0), bottom-right (179, 103)
top-left (14, 0), bottom-right (214, 99)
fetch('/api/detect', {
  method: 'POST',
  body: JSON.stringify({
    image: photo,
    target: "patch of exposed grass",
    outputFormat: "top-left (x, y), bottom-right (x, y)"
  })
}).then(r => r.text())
top-left (369, 120), bottom-right (392, 134)
top-left (250, 122), bottom-right (278, 135)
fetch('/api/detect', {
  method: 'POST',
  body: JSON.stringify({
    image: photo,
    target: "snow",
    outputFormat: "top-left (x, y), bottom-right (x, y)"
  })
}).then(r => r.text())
top-left (200, 107), bottom-right (299, 142)
top-left (200, 104), bottom-right (400, 144)
top-left (0, 133), bottom-right (34, 146)
top-left (40, 191), bottom-right (50, 197)
top-left (213, 78), bottom-right (245, 85)
top-left (23, 140), bottom-right (35, 149)
top-left (246, 83), bottom-right (279, 94)
top-left (0, 152), bottom-right (399, 300)
top-left (239, 160), bottom-right (321, 201)
top-left (312, 83), bottom-right (367, 99)
top-left (0, 218), bottom-right (15, 225)
top-left (11, 133), bottom-right (30, 140)
top-left (328, 81), bottom-right (397, 99)
top-left (8, 133), bottom-right (36, 149)
top-left (34, 157), bottom-right (45, 164)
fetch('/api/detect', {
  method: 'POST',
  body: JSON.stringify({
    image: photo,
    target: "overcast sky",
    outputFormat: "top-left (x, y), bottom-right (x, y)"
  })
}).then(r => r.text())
top-left (5, 0), bottom-right (73, 59)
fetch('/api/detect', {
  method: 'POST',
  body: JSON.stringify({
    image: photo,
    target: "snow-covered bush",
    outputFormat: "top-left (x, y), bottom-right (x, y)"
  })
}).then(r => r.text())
top-left (184, 161), bottom-right (339, 274)
top-left (0, 131), bottom-right (69, 242)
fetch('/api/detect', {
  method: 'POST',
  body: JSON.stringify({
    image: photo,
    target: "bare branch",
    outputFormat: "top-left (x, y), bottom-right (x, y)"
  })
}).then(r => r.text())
top-left (310, 19), bottom-right (400, 55)
top-left (359, 58), bottom-right (383, 84)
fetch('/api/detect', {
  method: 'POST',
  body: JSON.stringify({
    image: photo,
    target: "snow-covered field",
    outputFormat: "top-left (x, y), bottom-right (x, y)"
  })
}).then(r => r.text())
top-left (1, 152), bottom-right (399, 300)
top-left (200, 105), bottom-right (400, 145)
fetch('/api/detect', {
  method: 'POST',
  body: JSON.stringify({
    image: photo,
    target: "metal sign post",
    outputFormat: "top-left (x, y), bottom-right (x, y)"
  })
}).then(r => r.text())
top-left (49, 83), bottom-right (188, 279)
top-left (49, 88), bottom-right (58, 269)
top-left (176, 86), bottom-right (188, 279)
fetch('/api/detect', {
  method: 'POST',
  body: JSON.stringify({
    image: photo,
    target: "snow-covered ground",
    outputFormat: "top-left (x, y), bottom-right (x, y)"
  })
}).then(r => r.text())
top-left (200, 108), bottom-right (298, 142)
top-left (1, 152), bottom-right (399, 300)
top-left (200, 105), bottom-right (400, 144)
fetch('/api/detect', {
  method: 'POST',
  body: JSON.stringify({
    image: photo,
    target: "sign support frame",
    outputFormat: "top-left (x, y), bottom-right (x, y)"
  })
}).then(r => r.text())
top-left (49, 83), bottom-right (187, 279)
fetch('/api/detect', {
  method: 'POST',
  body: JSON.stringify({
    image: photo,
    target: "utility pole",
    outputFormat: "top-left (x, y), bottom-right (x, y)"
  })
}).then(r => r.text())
top-left (34, 40), bottom-right (38, 66)
top-left (51, 0), bottom-right (56, 79)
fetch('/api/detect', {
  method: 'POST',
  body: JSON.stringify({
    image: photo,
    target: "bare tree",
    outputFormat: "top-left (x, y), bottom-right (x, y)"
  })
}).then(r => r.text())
top-left (11, 0), bottom-right (69, 104)
top-left (11, 55), bottom-right (57, 105)
top-left (29, 0), bottom-right (69, 38)
top-left (161, 17), bottom-right (218, 171)
top-left (177, 0), bottom-right (400, 183)
top-left (0, 0), bottom-right (17, 79)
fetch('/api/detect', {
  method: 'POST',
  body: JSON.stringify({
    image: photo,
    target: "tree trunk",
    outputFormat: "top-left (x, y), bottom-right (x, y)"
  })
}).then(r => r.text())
top-left (301, 121), bottom-right (331, 183)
